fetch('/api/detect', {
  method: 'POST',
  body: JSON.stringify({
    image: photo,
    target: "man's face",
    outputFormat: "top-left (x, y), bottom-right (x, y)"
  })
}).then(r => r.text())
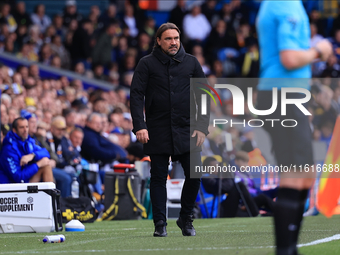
top-left (70, 130), bottom-right (83, 147)
top-left (43, 112), bottom-right (53, 125)
top-left (87, 115), bottom-right (103, 133)
top-left (14, 119), bottom-right (29, 140)
top-left (51, 125), bottom-right (66, 140)
top-left (66, 112), bottom-right (76, 127)
top-left (157, 29), bottom-right (180, 56)
top-left (17, 2), bottom-right (25, 14)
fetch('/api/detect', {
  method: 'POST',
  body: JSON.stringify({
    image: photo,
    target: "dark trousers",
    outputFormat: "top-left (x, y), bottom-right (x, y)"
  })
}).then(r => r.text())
top-left (221, 182), bottom-right (259, 217)
top-left (150, 152), bottom-right (202, 223)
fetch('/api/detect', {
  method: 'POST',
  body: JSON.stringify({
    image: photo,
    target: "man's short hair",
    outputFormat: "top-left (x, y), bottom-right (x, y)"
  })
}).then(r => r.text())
top-left (62, 108), bottom-right (75, 118)
top-left (87, 112), bottom-right (102, 122)
top-left (154, 22), bottom-right (181, 48)
top-left (70, 127), bottom-right (83, 136)
top-left (12, 117), bottom-right (27, 130)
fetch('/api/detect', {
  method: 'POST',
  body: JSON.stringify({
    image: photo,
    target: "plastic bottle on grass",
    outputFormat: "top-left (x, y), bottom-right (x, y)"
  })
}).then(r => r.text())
top-left (43, 235), bottom-right (65, 243)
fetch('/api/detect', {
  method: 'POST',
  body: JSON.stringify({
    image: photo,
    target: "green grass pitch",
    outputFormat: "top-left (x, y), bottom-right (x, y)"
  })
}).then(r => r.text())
top-left (1, 215), bottom-right (340, 255)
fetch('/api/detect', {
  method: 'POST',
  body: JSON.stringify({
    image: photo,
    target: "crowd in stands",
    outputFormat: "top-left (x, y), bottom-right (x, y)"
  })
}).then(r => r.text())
top-left (0, 0), bottom-right (339, 214)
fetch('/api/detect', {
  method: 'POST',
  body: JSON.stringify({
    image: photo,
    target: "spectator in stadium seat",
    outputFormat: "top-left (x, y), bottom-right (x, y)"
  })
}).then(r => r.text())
top-left (313, 85), bottom-right (338, 128)
top-left (52, 14), bottom-right (66, 40)
top-left (65, 127), bottom-right (83, 174)
top-left (51, 55), bottom-right (62, 69)
top-left (43, 25), bottom-right (56, 44)
top-left (70, 18), bottom-right (93, 68)
top-left (1, 104), bottom-right (10, 137)
top-left (239, 38), bottom-right (259, 77)
top-left (136, 33), bottom-right (152, 63)
top-left (14, 23), bottom-right (28, 50)
top-left (0, 117), bottom-right (53, 184)
top-left (62, 108), bottom-right (77, 136)
top-left (92, 22), bottom-right (118, 67)
top-left (30, 4), bottom-right (51, 33)
top-left (28, 64), bottom-right (40, 79)
top-left (98, 4), bottom-right (118, 30)
top-left (39, 43), bottom-right (54, 66)
top-left (168, 0), bottom-right (187, 34)
top-left (0, 23), bottom-right (9, 42)
top-left (119, 51), bottom-right (137, 80)
top-left (63, 0), bottom-right (82, 28)
top-left (0, 3), bottom-right (17, 33)
top-left (4, 38), bottom-right (14, 54)
top-left (24, 111), bottom-right (57, 169)
top-left (8, 108), bottom-right (19, 125)
top-left (23, 25), bottom-right (42, 54)
top-left (219, 3), bottom-right (234, 30)
top-left (201, 0), bottom-right (219, 24)
top-left (12, 2), bottom-right (32, 28)
top-left (92, 64), bottom-right (108, 81)
top-left (93, 97), bottom-right (109, 115)
top-left (206, 19), bottom-right (238, 64)
top-left (50, 35), bottom-right (71, 69)
top-left (46, 116), bottom-right (76, 197)
top-left (113, 36), bottom-right (128, 64)
top-left (16, 42), bottom-right (38, 62)
top-left (1, 94), bottom-right (11, 110)
top-left (320, 54), bottom-right (340, 78)
top-left (123, 4), bottom-right (139, 38)
top-left (309, 9), bottom-right (326, 37)
top-left (211, 59), bottom-right (225, 78)
top-left (74, 61), bottom-right (85, 75)
top-left (81, 112), bottom-right (127, 165)
top-left (33, 120), bottom-right (59, 164)
top-left (101, 113), bottom-right (111, 136)
top-left (310, 22), bottom-right (324, 48)
top-left (183, 5), bottom-right (211, 46)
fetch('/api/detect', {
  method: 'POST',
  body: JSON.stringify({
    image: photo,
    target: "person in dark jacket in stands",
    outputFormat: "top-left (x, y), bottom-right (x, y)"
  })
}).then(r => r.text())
top-left (63, 0), bottom-right (82, 28)
top-left (70, 18), bottom-right (93, 67)
top-left (92, 22), bottom-right (118, 67)
top-left (0, 117), bottom-right (53, 184)
top-left (168, 0), bottom-right (187, 34)
top-left (130, 22), bottom-right (209, 237)
top-left (46, 116), bottom-right (75, 197)
top-left (81, 112), bottom-right (127, 164)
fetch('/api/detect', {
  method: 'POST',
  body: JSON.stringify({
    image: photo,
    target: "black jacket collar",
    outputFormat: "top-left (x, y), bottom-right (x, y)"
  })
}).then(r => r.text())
top-left (152, 43), bottom-right (185, 64)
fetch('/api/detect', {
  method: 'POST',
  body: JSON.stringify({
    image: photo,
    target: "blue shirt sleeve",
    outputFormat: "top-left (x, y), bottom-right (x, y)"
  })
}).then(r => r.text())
top-left (32, 145), bottom-right (50, 161)
top-left (277, 12), bottom-right (302, 51)
top-left (2, 152), bottom-right (39, 183)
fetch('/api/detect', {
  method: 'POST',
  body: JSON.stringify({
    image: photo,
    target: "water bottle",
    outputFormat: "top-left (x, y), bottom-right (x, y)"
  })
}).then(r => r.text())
top-left (71, 177), bottom-right (79, 198)
top-left (43, 235), bottom-right (65, 243)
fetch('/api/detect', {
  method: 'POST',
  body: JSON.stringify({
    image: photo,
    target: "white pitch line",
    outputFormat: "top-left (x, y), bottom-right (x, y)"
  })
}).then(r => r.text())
top-left (298, 234), bottom-right (340, 247)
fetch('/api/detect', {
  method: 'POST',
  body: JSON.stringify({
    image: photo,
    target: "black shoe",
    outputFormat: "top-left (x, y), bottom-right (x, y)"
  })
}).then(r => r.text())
top-left (176, 215), bottom-right (196, 236)
top-left (153, 220), bottom-right (167, 237)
